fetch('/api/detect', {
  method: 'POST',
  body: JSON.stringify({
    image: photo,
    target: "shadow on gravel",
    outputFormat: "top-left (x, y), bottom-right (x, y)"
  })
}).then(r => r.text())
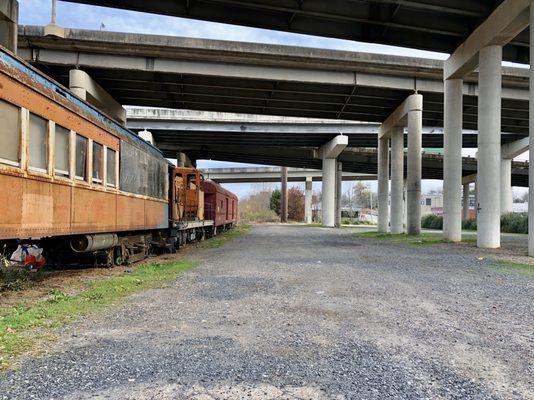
top-left (195, 275), bottom-right (287, 301)
top-left (0, 334), bottom-right (500, 399)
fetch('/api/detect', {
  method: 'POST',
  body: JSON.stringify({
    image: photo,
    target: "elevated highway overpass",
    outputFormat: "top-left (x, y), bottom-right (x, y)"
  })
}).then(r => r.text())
top-left (201, 167), bottom-right (375, 184)
top-left (17, 26), bottom-right (529, 135)
top-left (61, 0), bottom-right (528, 64)
top-left (124, 108), bottom-right (529, 187)
top-left (125, 108), bottom-right (523, 150)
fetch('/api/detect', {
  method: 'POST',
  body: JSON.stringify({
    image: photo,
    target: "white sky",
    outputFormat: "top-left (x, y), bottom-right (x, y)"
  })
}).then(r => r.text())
top-left (20, 1), bottom-right (529, 199)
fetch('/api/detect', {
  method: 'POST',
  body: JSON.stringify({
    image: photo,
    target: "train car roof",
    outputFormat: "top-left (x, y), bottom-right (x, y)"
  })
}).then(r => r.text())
top-left (0, 46), bottom-right (165, 159)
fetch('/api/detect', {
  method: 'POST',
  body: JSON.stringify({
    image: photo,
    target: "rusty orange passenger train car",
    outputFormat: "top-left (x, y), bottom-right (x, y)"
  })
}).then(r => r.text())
top-left (0, 46), bottom-right (237, 265)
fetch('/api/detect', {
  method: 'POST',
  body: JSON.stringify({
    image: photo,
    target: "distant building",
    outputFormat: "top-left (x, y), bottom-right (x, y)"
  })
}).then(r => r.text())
top-left (420, 194), bottom-right (443, 216)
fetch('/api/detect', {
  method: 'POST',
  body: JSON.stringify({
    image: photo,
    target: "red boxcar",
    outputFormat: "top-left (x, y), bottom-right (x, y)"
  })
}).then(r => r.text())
top-left (202, 180), bottom-right (238, 231)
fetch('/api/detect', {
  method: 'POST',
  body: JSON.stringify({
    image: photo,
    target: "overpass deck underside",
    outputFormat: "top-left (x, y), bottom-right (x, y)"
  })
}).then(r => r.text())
top-left (63, 0), bottom-right (527, 63)
top-left (32, 64), bottom-right (530, 136)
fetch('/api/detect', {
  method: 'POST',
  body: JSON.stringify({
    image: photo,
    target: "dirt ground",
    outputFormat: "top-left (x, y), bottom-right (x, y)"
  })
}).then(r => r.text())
top-left (0, 247), bottom-right (193, 312)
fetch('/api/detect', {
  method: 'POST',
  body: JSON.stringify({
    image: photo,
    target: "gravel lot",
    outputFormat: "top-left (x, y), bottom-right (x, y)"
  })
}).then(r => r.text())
top-left (1, 225), bottom-right (533, 400)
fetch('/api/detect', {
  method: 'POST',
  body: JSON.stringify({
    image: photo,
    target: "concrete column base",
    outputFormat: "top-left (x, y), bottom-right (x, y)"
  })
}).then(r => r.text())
top-left (377, 137), bottom-right (389, 232)
top-left (335, 161), bottom-right (342, 228)
top-left (304, 177), bottom-right (313, 224)
top-left (443, 78), bottom-right (463, 242)
top-left (407, 109), bottom-right (422, 235)
top-left (390, 127), bottom-right (404, 234)
top-left (322, 158), bottom-right (336, 227)
top-left (477, 45), bottom-right (502, 249)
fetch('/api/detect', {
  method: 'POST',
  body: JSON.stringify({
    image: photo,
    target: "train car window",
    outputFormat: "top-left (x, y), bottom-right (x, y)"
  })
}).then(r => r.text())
top-left (187, 174), bottom-right (197, 190)
top-left (54, 125), bottom-right (70, 176)
top-left (29, 113), bottom-right (48, 171)
top-left (92, 142), bottom-right (103, 183)
top-left (106, 148), bottom-right (116, 187)
top-left (75, 134), bottom-right (87, 180)
top-left (0, 99), bottom-right (20, 166)
top-left (148, 155), bottom-right (166, 198)
top-left (120, 140), bottom-right (148, 196)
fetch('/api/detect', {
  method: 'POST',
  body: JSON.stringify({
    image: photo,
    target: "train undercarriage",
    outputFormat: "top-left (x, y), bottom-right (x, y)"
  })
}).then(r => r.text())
top-left (1, 220), bottom-right (235, 269)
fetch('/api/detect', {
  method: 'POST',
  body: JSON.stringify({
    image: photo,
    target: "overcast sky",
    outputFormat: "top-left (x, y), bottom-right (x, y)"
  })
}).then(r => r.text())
top-left (19, 1), bottom-right (528, 199)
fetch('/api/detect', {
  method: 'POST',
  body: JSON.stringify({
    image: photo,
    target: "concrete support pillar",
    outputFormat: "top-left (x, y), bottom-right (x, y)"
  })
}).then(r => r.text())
top-left (529, 5), bottom-right (534, 256)
top-left (177, 152), bottom-right (186, 167)
top-left (44, 0), bottom-right (65, 37)
top-left (69, 69), bottom-right (127, 124)
top-left (390, 127), bottom-right (404, 234)
top-left (281, 166), bottom-right (288, 223)
top-left (475, 181), bottom-right (479, 220)
top-left (335, 161), bottom-right (342, 228)
top-left (0, 0), bottom-right (18, 54)
top-left (305, 176), bottom-right (313, 224)
top-left (477, 45), bottom-right (502, 248)
top-left (500, 158), bottom-right (513, 215)
top-left (322, 158), bottom-right (336, 227)
top-left (403, 180), bottom-right (408, 228)
top-left (377, 137), bottom-right (389, 233)
top-left (407, 109), bottom-right (422, 235)
top-left (443, 78), bottom-right (463, 242)
top-left (462, 184), bottom-right (470, 221)
top-left (319, 135), bottom-right (347, 228)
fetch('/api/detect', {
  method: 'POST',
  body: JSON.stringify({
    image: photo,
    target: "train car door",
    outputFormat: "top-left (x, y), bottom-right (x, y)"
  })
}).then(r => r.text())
top-left (174, 173), bottom-right (185, 220)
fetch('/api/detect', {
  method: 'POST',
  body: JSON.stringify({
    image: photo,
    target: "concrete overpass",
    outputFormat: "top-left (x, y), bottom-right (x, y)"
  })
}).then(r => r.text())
top-left (61, 0), bottom-right (528, 64)
top-left (201, 167), bottom-right (375, 184)
top-left (17, 26), bottom-right (530, 135)
top-left (124, 107), bottom-right (529, 186)
top-left (126, 108), bottom-right (523, 150)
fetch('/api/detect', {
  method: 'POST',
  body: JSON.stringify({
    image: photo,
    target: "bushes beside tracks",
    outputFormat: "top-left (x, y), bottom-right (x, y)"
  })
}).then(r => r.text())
top-left (420, 213), bottom-right (528, 234)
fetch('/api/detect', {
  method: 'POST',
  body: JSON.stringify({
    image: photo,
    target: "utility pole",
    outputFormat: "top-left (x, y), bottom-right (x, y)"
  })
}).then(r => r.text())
top-left (281, 167), bottom-right (288, 223)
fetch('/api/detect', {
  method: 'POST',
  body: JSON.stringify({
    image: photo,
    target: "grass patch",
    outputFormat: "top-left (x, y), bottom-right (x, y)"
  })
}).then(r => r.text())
top-left (0, 260), bottom-right (197, 371)
top-left (355, 231), bottom-right (476, 246)
top-left (0, 267), bottom-right (47, 292)
top-left (491, 260), bottom-right (534, 276)
top-left (197, 224), bottom-right (251, 249)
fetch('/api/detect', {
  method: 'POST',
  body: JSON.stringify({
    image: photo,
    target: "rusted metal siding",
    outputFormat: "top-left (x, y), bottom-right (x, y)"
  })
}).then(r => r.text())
top-left (0, 174), bottom-right (23, 238)
top-left (0, 48), bottom-right (172, 242)
top-left (144, 199), bottom-right (167, 229)
top-left (72, 186), bottom-right (117, 233)
top-left (202, 180), bottom-right (239, 228)
top-left (116, 194), bottom-right (145, 232)
top-left (0, 172), bottom-right (170, 240)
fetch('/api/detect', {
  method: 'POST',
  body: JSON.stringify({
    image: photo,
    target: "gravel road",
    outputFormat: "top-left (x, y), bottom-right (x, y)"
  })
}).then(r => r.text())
top-left (1, 225), bottom-right (533, 399)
